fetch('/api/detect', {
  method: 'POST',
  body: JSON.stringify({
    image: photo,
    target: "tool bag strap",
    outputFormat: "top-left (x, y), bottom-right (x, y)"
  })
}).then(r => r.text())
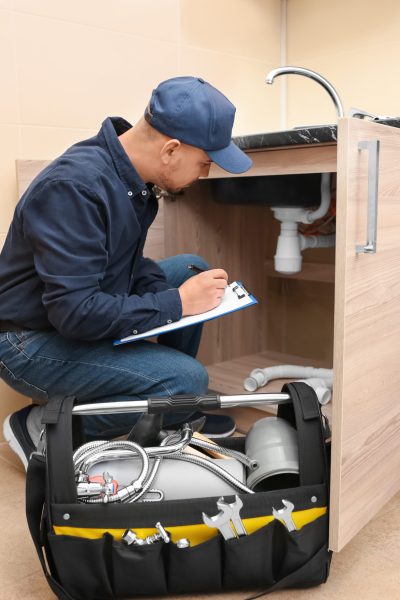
top-left (278, 382), bottom-right (329, 487)
top-left (246, 544), bottom-right (331, 599)
top-left (26, 455), bottom-right (75, 600)
top-left (44, 395), bottom-right (77, 504)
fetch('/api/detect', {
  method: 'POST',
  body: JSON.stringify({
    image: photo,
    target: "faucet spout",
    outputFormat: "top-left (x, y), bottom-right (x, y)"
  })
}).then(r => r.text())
top-left (266, 66), bottom-right (344, 118)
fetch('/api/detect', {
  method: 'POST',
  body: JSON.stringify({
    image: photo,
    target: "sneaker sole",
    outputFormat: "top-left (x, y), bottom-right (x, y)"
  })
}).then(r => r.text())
top-left (3, 414), bottom-right (29, 471)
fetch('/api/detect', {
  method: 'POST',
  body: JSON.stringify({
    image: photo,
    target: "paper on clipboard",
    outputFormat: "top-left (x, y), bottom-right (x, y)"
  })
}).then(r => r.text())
top-left (113, 281), bottom-right (257, 346)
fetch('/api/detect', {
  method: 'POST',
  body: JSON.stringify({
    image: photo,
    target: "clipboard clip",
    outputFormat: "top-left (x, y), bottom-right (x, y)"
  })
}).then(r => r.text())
top-left (231, 283), bottom-right (249, 299)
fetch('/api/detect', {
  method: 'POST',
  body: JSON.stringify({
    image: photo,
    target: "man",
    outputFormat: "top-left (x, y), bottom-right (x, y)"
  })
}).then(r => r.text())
top-left (0, 76), bottom-right (253, 469)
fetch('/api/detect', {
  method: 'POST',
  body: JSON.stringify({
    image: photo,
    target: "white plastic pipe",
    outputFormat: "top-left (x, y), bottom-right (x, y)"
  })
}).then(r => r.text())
top-left (244, 365), bottom-right (333, 392)
top-left (301, 173), bottom-right (331, 224)
top-left (274, 218), bottom-right (303, 273)
top-left (300, 234), bottom-right (336, 250)
top-left (272, 173), bottom-right (334, 274)
top-left (295, 378), bottom-right (332, 405)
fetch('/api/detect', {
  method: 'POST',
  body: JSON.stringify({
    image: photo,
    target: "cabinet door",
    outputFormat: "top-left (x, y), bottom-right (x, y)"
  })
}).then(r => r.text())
top-left (330, 118), bottom-right (400, 551)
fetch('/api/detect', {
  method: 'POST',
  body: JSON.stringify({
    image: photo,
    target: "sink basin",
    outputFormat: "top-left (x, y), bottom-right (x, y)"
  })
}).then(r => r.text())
top-left (202, 173), bottom-right (325, 208)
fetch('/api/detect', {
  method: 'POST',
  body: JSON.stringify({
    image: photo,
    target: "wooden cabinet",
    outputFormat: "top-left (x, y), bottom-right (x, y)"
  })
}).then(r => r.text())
top-left (163, 118), bottom-right (400, 552)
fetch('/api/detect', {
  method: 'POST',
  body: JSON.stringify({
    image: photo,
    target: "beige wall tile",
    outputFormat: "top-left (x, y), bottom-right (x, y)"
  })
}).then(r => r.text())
top-left (181, 47), bottom-right (282, 134)
top-left (180, 0), bottom-right (281, 62)
top-left (287, 0), bottom-right (400, 59)
top-left (0, 125), bottom-right (20, 232)
top-left (0, 10), bottom-right (19, 122)
top-left (0, 0), bottom-right (180, 43)
top-left (19, 126), bottom-right (96, 162)
top-left (15, 12), bottom-right (180, 129)
top-left (286, 0), bottom-right (400, 127)
top-left (286, 43), bottom-right (400, 128)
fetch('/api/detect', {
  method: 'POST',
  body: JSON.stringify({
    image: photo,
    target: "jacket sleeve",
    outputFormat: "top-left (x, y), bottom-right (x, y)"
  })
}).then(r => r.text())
top-left (133, 256), bottom-right (170, 295)
top-left (22, 180), bottom-right (182, 340)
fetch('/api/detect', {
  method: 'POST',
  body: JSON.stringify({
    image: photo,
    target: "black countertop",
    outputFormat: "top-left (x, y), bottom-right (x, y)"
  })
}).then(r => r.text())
top-left (233, 118), bottom-right (400, 151)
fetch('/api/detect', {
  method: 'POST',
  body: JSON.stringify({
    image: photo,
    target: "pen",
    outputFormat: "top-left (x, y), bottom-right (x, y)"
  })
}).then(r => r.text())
top-left (187, 263), bottom-right (207, 274)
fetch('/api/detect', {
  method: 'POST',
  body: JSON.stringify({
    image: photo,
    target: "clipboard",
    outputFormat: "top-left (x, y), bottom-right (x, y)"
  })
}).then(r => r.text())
top-left (113, 281), bottom-right (257, 346)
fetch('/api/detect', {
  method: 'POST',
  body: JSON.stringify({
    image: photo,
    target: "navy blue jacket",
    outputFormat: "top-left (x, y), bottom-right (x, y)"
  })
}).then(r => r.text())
top-left (0, 117), bottom-right (182, 340)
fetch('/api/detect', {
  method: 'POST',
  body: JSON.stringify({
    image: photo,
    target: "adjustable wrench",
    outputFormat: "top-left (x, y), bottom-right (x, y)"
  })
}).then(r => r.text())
top-left (202, 507), bottom-right (236, 540)
top-left (272, 499), bottom-right (297, 532)
top-left (217, 495), bottom-right (247, 537)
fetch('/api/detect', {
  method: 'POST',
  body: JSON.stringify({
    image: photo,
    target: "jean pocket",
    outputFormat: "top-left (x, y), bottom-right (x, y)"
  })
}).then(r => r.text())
top-left (223, 523), bottom-right (276, 589)
top-left (13, 329), bottom-right (54, 357)
top-left (167, 535), bottom-right (222, 594)
top-left (111, 537), bottom-right (167, 597)
top-left (0, 360), bottom-right (48, 403)
top-left (47, 533), bottom-right (113, 600)
top-left (275, 513), bottom-right (329, 580)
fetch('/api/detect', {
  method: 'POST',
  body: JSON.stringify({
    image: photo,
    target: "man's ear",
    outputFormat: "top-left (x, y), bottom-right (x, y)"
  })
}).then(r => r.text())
top-left (160, 139), bottom-right (181, 165)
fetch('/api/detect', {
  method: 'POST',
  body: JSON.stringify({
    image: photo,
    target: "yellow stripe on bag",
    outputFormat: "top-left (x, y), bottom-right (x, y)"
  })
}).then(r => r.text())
top-left (53, 506), bottom-right (327, 547)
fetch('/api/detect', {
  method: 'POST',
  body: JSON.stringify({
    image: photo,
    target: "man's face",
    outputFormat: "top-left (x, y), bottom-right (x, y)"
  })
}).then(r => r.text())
top-left (157, 142), bottom-right (212, 194)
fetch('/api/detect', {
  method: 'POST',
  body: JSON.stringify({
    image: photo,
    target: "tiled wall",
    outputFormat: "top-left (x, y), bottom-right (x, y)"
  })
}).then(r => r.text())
top-left (0, 0), bottom-right (281, 420)
top-left (286, 0), bottom-right (400, 127)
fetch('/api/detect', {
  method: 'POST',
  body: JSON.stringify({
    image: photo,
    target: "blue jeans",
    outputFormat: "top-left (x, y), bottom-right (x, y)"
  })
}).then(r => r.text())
top-left (0, 254), bottom-right (209, 438)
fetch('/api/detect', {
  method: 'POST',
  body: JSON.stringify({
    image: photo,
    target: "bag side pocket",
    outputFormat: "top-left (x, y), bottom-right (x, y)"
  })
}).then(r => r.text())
top-left (167, 534), bottom-right (222, 594)
top-left (276, 513), bottom-right (328, 581)
top-left (112, 538), bottom-right (167, 597)
top-left (48, 533), bottom-right (113, 600)
top-left (223, 522), bottom-right (275, 590)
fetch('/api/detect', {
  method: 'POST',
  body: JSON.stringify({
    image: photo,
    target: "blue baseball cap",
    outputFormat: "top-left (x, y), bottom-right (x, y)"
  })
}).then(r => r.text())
top-left (144, 76), bottom-right (253, 174)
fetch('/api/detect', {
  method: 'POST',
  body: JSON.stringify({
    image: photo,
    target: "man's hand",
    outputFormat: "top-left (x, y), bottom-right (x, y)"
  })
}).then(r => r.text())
top-left (179, 269), bottom-right (228, 316)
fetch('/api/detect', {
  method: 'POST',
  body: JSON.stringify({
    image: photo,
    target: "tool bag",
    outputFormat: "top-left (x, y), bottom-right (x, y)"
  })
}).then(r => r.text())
top-left (26, 382), bottom-right (332, 599)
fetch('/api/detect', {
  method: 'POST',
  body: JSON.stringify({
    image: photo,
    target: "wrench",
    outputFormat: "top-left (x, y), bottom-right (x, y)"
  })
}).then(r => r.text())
top-left (202, 507), bottom-right (236, 540)
top-left (272, 499), bottom-right (297, 532)
top-left (217, 495), bottom-right (247, 537)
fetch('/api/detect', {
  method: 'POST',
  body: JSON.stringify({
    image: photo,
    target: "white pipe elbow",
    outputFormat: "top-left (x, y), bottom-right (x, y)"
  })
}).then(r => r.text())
top-left (302, 173), bottom-right (331, 224)
top-left (295, 378), bottom-right (332, 405)
top-left (244, 366), bottom-right (333, 392)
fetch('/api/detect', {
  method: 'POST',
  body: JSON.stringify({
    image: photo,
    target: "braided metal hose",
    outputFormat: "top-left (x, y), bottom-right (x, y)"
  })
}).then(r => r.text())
top-left (164, 453), bottom-right (254, 494)
top-left (75, 429), bottom-right (193, 503)
top-left (124, 432), bottom-right (180, 503)
top-left (77, 441), bottom-right (150, 504)
top-left (189, 437), bottom-right (257, 470)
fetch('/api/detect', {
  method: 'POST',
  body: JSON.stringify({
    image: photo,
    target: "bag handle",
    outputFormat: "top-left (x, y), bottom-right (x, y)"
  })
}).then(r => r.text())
top-left (278, 382), bottom-right (329, 487)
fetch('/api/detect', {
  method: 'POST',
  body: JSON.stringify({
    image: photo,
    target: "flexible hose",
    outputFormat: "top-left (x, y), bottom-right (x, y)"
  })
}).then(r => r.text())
top-left (244, 365), bottom-right (333, 393)
top-left (164, 453), bottom-right (254, 494)
top-left (76, 431), bottom-right (189, 503)
top-left (124, 433), bottom-right (179, 503)
top-left (78, 441), bottom-right (150, 504)
top-left (74, 426), bottom-right (255, 502)
top-left (73, 440), bottom-right (112, 467)
top-left (189, 438), bottom-right (257, 470)
top-left (125, 456), bottom-right (163, 503)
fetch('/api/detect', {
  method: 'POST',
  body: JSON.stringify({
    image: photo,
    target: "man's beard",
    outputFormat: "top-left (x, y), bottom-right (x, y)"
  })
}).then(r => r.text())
top-left (158, 172), bottom-right (195, 195)
top-left (163, 184), bottom-right (183, 194)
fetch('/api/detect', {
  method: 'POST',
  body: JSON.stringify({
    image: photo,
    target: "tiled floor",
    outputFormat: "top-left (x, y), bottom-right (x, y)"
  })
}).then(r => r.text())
top-left (0, 432), bottom-right (399, 600)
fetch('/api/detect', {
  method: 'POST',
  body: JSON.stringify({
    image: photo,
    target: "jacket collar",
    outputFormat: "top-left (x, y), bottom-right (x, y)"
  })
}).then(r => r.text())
top-left (99, 116), bottom-right (149, 195)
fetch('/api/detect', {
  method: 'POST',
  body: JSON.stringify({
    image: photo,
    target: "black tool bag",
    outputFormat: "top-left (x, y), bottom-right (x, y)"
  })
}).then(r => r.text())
top-left (26, 382), bottom-right (332, 599)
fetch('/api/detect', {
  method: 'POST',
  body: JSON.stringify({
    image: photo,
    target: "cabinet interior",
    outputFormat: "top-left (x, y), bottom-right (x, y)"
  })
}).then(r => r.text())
top-left (164, 172), bottom-right (336, 420)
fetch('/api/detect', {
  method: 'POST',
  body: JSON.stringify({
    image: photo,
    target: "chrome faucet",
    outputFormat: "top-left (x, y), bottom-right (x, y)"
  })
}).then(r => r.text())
top-left (266, 66), bottom-right (344, 118)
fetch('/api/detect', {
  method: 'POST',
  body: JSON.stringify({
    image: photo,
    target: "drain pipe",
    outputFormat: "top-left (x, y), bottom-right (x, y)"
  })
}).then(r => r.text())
top-left (272, 173), bottom-right (335, 274)
top-left (244, 365), bottom-right (333, 405)
top-left (294, 377), bottom-right (332, 405)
